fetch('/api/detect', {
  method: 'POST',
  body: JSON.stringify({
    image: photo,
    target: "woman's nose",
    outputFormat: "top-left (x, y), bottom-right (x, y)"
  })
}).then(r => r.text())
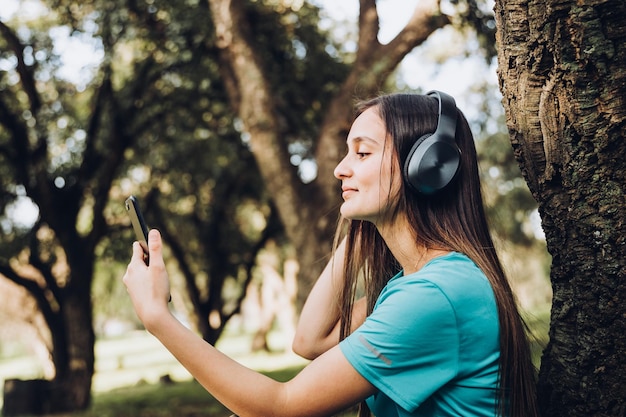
top-left (334, 156), bottom-right (351, 179)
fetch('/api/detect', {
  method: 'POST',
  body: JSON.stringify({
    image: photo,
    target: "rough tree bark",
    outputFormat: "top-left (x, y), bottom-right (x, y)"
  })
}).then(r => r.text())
top-left (208, 0), bottom-right (450, 301)
top-left (494, 0), bottom-right (626, 415)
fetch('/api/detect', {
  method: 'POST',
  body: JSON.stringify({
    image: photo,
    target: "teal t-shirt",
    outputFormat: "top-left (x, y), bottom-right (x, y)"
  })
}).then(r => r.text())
top-left (339, 252), bottom-right (501, 416)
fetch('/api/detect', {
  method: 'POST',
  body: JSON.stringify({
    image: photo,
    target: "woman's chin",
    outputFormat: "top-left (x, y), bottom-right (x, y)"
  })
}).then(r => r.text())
top-left (340, 207), bottom-right (370, 222)
top-left (340, 209), bottom-right (356, 220)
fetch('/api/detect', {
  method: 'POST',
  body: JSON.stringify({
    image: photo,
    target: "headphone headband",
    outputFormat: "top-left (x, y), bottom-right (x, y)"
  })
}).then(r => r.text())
top-left (427, 90), bottom-right (457, 145)
top-left (403, 90), bottom-right (462, 195)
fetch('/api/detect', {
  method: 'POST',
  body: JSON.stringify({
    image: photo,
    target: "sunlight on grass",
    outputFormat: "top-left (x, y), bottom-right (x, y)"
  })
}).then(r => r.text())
top-left (1, 310), bottom-right (549, 417)
top-left (91, 330), bottom-right (308, 393)
top-left (0, 329), bottom-right (308, 414)
top-left (92, 332), bottom-right (193, 392)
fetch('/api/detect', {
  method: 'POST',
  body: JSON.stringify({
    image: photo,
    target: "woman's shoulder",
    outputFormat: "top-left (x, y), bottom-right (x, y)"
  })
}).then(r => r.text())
top-left (401, 252), bottom-right (483, 282)
top-left (427, 251), bottom-right (476, 268)
top-left (395, 252), bottom-right (493, 302)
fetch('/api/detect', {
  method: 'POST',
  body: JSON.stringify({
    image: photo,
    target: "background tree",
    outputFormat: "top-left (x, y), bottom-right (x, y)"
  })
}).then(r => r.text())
top-left (494, 0), bottom-right (626, 415)
top-left (0, 0), bottom-right (541, 413)
top-left (208, 0), bottom-right (456, 301)
top-left (0, 9), bottom-right (136, 409)
top-left (128, 0), bottom-right (348, 344)
top-left (0, 0), bottom-right (438, 410)
top-left (0, 0), bottom-right (281, 409)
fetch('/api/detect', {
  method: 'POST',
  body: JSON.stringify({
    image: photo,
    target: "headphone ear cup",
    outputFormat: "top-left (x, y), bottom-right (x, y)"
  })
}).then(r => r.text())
top-left (403, 132), bottom-right (431, 181)
top-left (403, 90), bottom-right (461, 195)
top-left (403, 132), bottom-right (431, 190)
top-left (403, 134), bottom-right (461, 195)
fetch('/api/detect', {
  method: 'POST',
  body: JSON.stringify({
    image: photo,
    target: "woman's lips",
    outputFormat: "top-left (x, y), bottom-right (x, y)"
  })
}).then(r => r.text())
top-left (341, 187), bottom-right (357, 199)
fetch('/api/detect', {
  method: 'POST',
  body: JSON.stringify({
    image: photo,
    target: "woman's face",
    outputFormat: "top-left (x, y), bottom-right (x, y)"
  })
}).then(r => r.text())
top-left (334, 107), bottom-right (401, 224)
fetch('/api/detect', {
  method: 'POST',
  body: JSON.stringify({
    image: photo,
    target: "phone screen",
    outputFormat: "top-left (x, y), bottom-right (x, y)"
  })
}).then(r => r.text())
top-left (125, 195), bottom-right (149, 264)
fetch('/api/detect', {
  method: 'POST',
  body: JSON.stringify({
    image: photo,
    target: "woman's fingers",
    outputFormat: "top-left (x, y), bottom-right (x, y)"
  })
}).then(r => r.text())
top-left (147, 229), bottom-right (165, 268)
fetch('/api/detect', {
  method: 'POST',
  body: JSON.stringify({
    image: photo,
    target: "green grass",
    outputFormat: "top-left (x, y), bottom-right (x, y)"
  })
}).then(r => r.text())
top-left (3, 367), bottom-right (306, 417)
top-left (76, 367), bottom-right (306, 417)
top-left (78, 379), bottom-right (233, 417)
top-left (2, 309), bottom-right (550, 417)
top-left (88, 330), bottom-right (310, 392)
top-left (1, 330), bottom-right (311, 417)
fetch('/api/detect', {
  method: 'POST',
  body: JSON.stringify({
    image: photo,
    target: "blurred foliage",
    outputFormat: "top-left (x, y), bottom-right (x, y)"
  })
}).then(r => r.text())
top-left (449, 0), bottom-right (498, 60)
top-left (479, 128), bottom-right (541, 246)
top-left (0, 0), bottom-right (351, 344)
top-left (0, 0), bottom-right (549, 394)
top-left (455, 79), bottom-right (542, 246)
top-left (0, 0), bottom-right (548, 325)
top-left (72, 366), bottom-right (311, 417)
top-left (0, 1), bottom-right (353, 406)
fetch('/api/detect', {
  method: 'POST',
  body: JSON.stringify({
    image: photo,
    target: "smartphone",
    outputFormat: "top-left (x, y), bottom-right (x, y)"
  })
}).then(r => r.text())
top-left (125, 195), bottom-right (149, 264)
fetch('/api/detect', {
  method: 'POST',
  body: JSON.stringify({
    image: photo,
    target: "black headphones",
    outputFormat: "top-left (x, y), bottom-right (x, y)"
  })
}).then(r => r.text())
top-left (403, 90), bottom-right (462, 195)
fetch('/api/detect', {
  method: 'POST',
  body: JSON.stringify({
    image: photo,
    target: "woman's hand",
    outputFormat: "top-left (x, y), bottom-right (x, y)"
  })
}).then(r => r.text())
top-left (123, 229), bottom-right (171, 331)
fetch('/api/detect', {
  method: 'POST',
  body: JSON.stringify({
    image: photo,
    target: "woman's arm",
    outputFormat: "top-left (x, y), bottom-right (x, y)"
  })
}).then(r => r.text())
top-left (123, 230), bottom-right (375, 417)
top-left (292, 238), bottom-right (367, 360)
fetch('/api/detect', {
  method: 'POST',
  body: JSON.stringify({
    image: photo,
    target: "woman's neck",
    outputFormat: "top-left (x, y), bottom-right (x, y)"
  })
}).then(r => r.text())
top-left (377, 214), bottom-right (449, 276)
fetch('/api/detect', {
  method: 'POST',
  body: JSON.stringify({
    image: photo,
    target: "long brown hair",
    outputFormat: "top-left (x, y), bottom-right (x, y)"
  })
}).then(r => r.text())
top-left (336, 93), bottom-right (538, 417)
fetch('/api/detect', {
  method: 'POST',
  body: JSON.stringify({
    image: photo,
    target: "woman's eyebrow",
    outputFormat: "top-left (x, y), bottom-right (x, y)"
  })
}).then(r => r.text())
top-left (348, 136), bottom-right (382, 146)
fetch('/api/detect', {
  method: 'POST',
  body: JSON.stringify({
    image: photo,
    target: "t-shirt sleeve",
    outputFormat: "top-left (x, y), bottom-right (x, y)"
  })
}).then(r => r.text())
top-left (339, 278), bottom-right (460, 412)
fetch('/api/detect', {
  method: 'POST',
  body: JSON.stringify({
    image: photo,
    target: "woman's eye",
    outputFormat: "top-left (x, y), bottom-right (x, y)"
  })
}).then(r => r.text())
top-left (357, 152), bottom-right (369, 158)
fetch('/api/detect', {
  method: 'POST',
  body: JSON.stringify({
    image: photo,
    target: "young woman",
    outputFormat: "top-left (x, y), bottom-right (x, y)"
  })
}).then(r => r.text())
top-left (123, 91), bottom-right (539, 417)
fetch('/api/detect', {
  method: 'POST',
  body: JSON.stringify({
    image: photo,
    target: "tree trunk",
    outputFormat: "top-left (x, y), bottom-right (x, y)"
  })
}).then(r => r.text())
top-left (53, 273), bottom-right (95, 411)
top-left (208, 0), bottom-right (449, 303)
top-left (1, 252), bottom-right (95, 414)
top-left (494, 0), bottom-right (626, 415)
top-left (41, 248), bottom-right (95, 412)
top-left (1, 13), bottom-right (139, 410)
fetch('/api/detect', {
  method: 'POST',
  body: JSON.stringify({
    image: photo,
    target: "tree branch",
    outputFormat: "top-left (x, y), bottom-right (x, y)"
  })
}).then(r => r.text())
top-left (0, 22), bottom-right (53, 210)
top-left (0, 20), bottom-right (40, 113)
top-left (314, 0), bottom-right (450, 207)
top-left (0, 264), bottom-right (42, 297)
top-left (357, 0), bottom-right (381, 52)
top-left (382, 1), bottom-right (450, 64)
top-left (0, 93), bottom-right (31, 185)
top-left (28, 221), bottom-right (63, 303)
top-left (208, 0), bottom-right (309, 246)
